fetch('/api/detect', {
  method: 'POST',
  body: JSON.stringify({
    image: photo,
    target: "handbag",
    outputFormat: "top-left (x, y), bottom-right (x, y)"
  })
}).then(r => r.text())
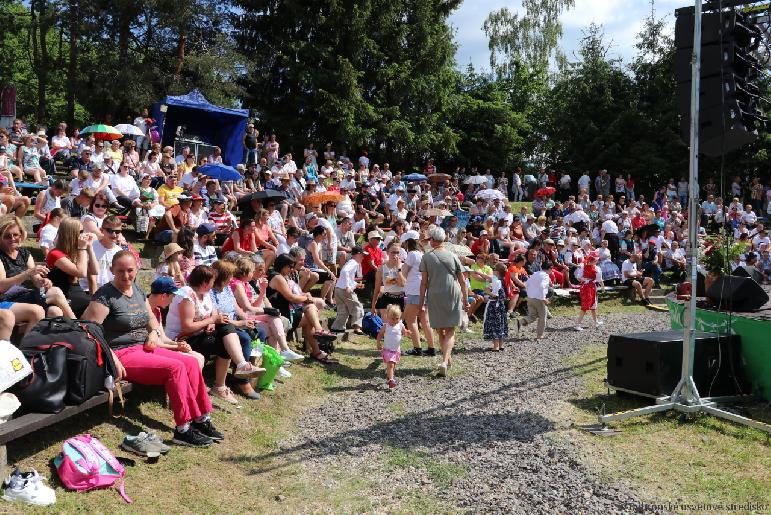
top-left (20, 317), bottom-right (119, 405)
top-left (263, 307), bottom-right (281, 317)
top-left (11, 342), bottom-right (71, 414)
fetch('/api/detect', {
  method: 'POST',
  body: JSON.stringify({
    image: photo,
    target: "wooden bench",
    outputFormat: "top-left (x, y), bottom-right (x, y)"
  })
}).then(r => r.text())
top-left (0, 383), bottom-right (133, 477)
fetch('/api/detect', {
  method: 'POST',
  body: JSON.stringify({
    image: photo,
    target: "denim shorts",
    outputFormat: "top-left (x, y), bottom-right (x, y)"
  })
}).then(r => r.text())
top-left (405, 295), bottom-right (426, 306)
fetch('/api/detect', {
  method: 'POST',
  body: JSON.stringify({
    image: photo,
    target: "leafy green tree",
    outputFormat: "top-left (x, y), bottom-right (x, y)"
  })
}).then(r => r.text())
top-left (483, 0), bottom-right (575, 76)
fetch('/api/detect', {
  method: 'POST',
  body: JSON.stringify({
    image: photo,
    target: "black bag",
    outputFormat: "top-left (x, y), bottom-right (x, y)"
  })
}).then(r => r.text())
top-left (11, 343), bottom-right (70, 413)
top-left (20, 317), bottom-right (118, 405)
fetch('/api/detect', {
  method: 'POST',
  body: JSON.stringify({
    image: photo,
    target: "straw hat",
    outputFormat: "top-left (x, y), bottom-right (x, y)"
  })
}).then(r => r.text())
top-left (161, 242), bottom-right (184, 261)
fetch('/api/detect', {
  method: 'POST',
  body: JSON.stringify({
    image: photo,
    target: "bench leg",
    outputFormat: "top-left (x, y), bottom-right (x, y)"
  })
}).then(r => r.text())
top-left (0, 445), bottom-right (7, 480)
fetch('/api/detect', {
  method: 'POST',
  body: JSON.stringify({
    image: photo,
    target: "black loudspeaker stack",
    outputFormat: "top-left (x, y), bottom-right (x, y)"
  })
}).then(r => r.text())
top-left (607, 330), bottom-right (748, 399)
top-left (705, 275), bottom-right (769, 312)
top-left (674, 8), bottom-right (766, 156)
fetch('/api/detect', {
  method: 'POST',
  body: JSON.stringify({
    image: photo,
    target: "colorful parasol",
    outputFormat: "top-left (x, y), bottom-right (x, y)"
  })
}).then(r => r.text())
top-left (422, 208), bottom-right (452, 217)
top-left (464, 175), bottom-right (487, 185)
top-left (113, 123), bottom-right (145, 137)
top-left (303, 191), bottom-right (344, 206)
top-left (534, 187), bottom-right (557, 198)
top-left (80, 124), bottom-right (123, 141)
top-left (444, 242), bottom-right (473, 257)
top-left (475, 189), bottom-right (506, 201)
top-left (427, 173), bottom-right (451, 183)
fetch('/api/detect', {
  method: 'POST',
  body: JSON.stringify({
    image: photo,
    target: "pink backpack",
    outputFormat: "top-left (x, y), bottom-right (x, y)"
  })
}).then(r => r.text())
top-left (54, 434), bottom-right (132, 503)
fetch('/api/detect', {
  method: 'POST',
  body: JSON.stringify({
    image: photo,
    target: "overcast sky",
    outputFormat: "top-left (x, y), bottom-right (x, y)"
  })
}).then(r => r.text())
top-left (449, 0), bottom-right (697, 71)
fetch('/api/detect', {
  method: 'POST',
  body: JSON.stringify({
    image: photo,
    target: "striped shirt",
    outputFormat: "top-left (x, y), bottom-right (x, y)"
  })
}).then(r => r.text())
top-left (194, 242), bottom-right (217, 266)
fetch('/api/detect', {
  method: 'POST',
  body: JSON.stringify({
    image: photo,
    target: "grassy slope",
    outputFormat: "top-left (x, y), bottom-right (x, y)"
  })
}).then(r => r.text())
top-left (564, 344), bottom-right (771, 510)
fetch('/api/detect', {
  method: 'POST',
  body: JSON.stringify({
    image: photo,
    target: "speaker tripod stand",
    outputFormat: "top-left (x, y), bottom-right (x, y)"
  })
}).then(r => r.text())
top-left (597, 0), bottom-right (771, 435)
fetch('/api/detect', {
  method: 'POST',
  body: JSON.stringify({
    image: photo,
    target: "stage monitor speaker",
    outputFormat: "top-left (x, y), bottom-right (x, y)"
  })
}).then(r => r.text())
top-left (732, 266), bottom-right (751, 278)
top-left (607, 330), bottom-right (748, 398)
top-left (706, 275), bottom-right (768, 312)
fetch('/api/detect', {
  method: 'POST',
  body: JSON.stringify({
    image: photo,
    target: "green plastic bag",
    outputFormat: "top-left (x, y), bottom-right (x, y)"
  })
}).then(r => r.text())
top-left (256, 344), bottom-right (284, 391)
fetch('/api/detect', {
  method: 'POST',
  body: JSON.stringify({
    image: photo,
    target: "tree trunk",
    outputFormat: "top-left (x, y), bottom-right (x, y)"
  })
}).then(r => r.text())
top-left (174, 32), bottom-right (186, 77)
top-left (65, 0), bottom-right (78, 125)
top-left (30, 0), bottom-right (51, 125)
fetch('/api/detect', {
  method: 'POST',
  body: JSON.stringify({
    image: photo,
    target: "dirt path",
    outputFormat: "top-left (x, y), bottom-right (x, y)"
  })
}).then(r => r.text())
top-left (258, 312), bottom-right (671, 514)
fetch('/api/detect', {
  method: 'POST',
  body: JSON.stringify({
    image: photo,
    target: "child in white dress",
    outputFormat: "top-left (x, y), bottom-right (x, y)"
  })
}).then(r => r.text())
top-left (376, 304), bottom-right (410, 389)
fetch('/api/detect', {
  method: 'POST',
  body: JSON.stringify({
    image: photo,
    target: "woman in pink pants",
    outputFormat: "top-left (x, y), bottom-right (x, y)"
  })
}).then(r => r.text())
top-left (81, 250), bottom-right (222, 448)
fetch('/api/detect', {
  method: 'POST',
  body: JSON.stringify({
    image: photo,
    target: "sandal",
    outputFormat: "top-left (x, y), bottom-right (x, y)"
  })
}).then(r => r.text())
top-left (211, 386), bottom-right (239, 404)
top-left (233, 362), bottom-right (266, 378)
top-left (311, 352), bottom-right (338, 364)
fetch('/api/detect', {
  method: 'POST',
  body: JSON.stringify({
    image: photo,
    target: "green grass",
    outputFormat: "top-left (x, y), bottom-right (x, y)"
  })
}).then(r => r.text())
top-left (384, 446), bottom-right (469, 489)
top-left (564, 344), bottom-right (771, 509)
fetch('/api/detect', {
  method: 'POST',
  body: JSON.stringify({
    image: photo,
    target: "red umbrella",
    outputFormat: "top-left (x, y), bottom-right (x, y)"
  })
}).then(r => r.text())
top-left (535, 187), bottom-right (556, 197)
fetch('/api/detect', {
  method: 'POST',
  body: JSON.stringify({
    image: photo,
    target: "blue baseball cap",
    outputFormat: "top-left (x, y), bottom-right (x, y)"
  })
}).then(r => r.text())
top-left (196, 223), bottom-right (216, 236)
top-left (150, 276), bottom-right (179, 295)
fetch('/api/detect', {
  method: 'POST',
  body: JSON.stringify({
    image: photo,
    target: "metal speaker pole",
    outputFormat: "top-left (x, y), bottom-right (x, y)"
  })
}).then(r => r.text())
top-left (598, 0), bottom-right (771, 434)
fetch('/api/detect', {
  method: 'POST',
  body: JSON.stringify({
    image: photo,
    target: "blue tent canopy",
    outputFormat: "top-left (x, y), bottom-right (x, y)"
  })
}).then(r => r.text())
top-left (151, 89), bottom-right (248, 166)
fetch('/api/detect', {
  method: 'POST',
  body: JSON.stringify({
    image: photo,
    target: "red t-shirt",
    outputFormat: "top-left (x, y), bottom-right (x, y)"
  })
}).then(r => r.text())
top-left (362, 243), bottom-right (385, 276)
top-left (470, 238), bottom-right (489, 256)
top-left (45, 248), bottom-right (66, 268)
top-left (222, 228), bottom-right (257, 253)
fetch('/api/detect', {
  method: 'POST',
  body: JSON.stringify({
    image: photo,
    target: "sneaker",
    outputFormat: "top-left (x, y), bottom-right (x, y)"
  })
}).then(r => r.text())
top-left (404, 347), bottom-right (423, 356)
top-left (145, 432), bottom-right (171, 454)
top-left (436, 363), bottom-right (448, 377)
top-left (278, 366), bottom-right (292, 379)
top-left (423, 348), bottom-right (437, 357)
top-left (172, 427), bottom-right (213, 447)
top-left (120, 432), bottom-right (162, 457)
top-left (574, 326), bottom-right (584, 332)
top-left (387, 379), bottom-right (398, 389)
top-left (211, 386), bottom-right (239, 405)
top-left (2, 469), bottom-right (56, 506)
top-left (191, 419), bottom-right (224, 441)
top-left (280, 349), bottom-right (304, 361)
top-left (233, 362), bottom-right (266, 378)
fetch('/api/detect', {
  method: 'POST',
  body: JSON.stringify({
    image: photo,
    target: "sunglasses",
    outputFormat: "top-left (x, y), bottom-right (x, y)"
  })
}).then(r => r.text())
top-left (93, 203), bottom-right (108, 208)
top-left (103, 227), bottom-right (122, 235)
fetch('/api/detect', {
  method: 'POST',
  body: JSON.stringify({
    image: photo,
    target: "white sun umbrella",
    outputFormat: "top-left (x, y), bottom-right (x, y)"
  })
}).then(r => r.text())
top-left (476, 189), bottom-right (506, 201)
top-left (464, 175), bottom-right (487, 185)
top-left (114, 123), bottom-right (144, 137)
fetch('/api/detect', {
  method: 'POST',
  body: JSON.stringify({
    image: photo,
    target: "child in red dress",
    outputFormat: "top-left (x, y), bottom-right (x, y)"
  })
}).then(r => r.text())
top-left (574, 252), bottom-right (604, 331)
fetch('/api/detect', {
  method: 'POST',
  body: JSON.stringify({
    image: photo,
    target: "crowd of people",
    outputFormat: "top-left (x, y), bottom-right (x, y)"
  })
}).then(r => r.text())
top-left (1, 113), bottom-right (770, 448)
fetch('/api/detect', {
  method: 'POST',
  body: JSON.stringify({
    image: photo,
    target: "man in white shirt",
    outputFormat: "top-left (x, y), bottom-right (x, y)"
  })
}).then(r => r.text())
top-left (577, 172), bottom-right (591, 194)
top-left (742, 204), bottom-right (758, 226)
top-left (81, 216), bottom-right (124, 293)
top-left (330, 246), bottom-right (366, 333)
top-left (133, 108), bottom-right (150, 152)
top-left (622, 254), bottom-right (654, 305)
top-left (564, 206), bottom-right (590, 226)
top-left (85, 164), bottom-right (119, 207)
top-left (516, 261), bottom-right (552, 339)
top-left (341, 172), bottom-right (356, 191)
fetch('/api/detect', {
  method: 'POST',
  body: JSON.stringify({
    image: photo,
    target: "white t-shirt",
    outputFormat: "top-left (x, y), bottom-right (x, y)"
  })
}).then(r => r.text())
top-left (133, 116), bottom-right (148, 136)
top-left (336, 259), bottom-right (361, 290)
top-left (110, 174), bottom-right (140, 200)
top-left (165, 286), bottom-right (214, 340)
top-left (404, 250), bottom-right (423, 296)
top-left (382, 321), bottom-right (405, 351)
top-left (621, 259), bottom-right (638, 280)
top-left (39, 224), bottom-right (58, 250)
top-left (80, 240), bottom-right (121, 291)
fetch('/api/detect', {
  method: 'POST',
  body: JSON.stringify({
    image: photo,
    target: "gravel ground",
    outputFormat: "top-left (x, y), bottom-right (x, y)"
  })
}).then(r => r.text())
top-left (277, 312), bottom-right (671, 514)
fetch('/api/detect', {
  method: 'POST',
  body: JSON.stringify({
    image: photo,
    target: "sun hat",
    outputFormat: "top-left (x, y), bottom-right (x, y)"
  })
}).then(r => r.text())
top-left (400, 230), bottom-right (420, 243)
top-left (368, 230), bottom-right (383, 240)
top-left (161, 242), bottom-right (184, 261)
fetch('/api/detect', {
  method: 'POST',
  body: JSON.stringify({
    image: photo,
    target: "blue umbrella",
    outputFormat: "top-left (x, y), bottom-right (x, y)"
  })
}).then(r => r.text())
top-left (404, 173), bottom-right (427, 182)
top-left (197, 163), bottom-right (241, 181)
